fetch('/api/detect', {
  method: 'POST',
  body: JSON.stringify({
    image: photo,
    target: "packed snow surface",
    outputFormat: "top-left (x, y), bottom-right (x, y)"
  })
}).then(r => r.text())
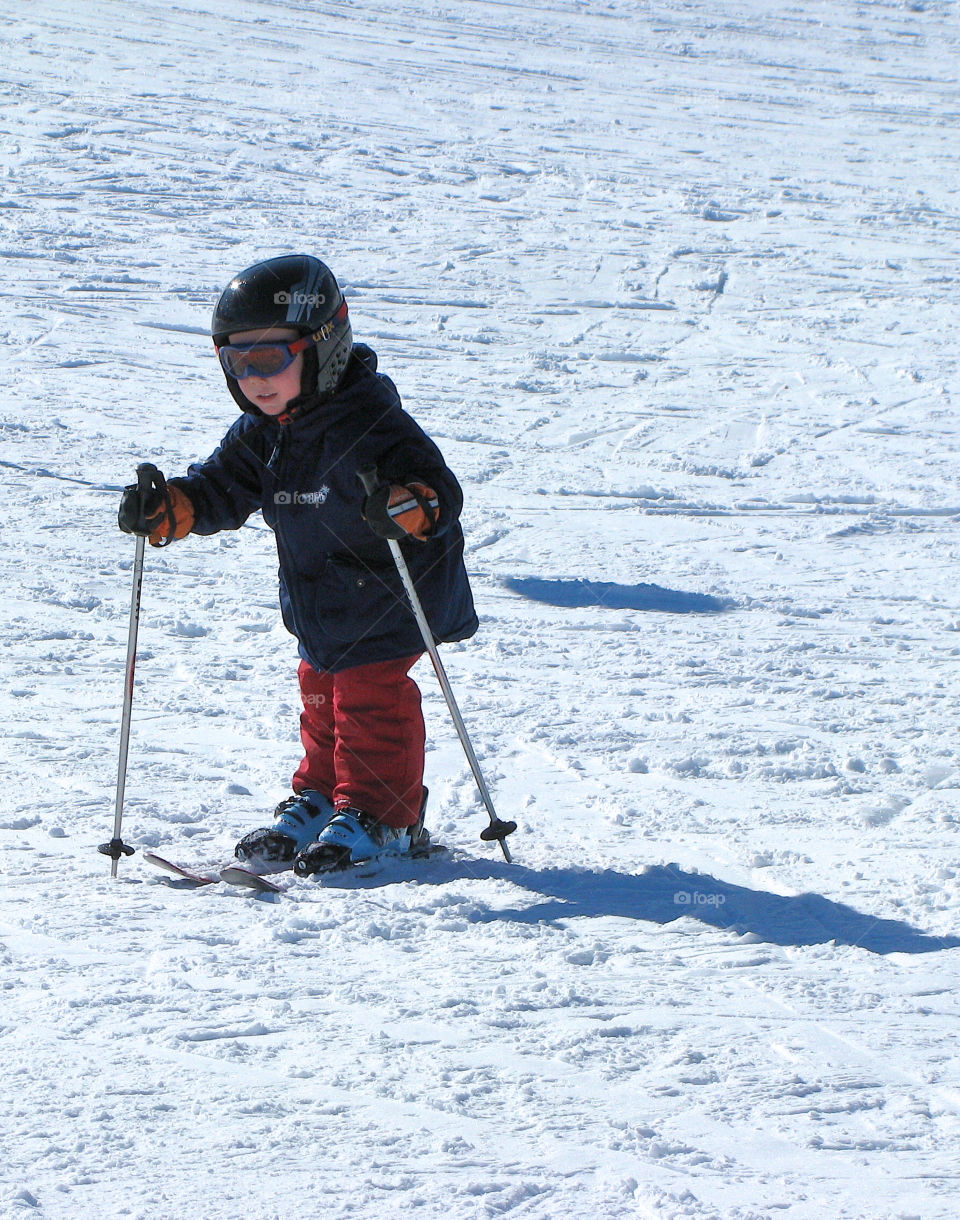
top-left (1, 1), bottom-right (959, 1217)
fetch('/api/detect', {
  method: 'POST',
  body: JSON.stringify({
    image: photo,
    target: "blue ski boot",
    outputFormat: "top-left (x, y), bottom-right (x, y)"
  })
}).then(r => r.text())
top-left (292, 791), bottom-right (429, 876)
top-left (234, 790), bottom-right (336, 870)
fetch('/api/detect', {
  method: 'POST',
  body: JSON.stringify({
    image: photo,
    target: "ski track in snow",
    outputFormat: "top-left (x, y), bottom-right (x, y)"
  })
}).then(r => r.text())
top-left (1, 1), bottom-right (959, 1217)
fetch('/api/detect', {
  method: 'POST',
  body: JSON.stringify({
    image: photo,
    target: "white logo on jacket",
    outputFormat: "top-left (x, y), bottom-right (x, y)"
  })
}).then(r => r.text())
top-left (274, 486), bottom-right (331, 506)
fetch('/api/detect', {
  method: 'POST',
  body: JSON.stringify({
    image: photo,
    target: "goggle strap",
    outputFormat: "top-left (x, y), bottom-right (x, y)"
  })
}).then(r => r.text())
top-left (305, 299), bottom-right (350, 347)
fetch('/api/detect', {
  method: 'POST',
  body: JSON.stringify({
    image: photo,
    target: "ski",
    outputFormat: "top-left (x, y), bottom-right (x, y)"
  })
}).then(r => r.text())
top-left (144, 851), bottom-right (288, 891)
top-left (142, 851), bottom-right (220, 886)
top-left (218, 863), bottom-right (286, 893)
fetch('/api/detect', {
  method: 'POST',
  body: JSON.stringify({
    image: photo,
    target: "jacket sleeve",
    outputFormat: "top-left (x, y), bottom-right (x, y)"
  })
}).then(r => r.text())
top-left (367, 406), bottom-right (464, 538)
top-left (172, 417), bottom-right (270, 535)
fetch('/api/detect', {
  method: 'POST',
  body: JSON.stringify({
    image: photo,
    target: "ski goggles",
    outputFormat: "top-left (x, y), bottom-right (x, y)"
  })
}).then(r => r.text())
top-left (218, 337), bottom-right (311, 381)
top-left (216, 300), bottom-right (350, 381)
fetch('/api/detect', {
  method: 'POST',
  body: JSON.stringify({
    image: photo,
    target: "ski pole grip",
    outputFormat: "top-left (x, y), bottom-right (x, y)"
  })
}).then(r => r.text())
top-left (135, 462), bottom-right (177, 548)
top-left (357, 465), bottom-right (381, 497)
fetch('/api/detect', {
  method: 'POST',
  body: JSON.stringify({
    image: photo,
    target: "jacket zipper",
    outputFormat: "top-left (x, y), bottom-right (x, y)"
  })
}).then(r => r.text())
top-left (268, 426), bottom-right (308, 639)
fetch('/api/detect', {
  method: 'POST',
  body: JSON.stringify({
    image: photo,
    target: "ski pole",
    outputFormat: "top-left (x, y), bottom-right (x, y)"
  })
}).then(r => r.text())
top-left (99, 463), bottom-right (156, 876)
top-left (358, 467), bottom-right (516, 862)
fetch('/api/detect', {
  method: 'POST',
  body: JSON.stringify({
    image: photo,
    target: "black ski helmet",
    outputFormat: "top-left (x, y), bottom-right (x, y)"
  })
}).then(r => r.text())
top-left (211, 254), bottom-right (353, 413)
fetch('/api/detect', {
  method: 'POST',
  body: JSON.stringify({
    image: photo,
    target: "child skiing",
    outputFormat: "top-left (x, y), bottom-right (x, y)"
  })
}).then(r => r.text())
top-left (118, 254), bottom-right (479, 874)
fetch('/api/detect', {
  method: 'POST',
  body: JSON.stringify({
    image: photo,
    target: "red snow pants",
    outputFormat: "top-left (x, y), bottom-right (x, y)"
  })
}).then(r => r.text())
top-left (292, 655), bottom-right (425, 829)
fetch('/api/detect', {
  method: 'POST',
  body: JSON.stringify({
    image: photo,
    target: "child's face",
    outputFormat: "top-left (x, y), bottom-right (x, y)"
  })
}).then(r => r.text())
top-left (228, 326), bottom-right (304, 416)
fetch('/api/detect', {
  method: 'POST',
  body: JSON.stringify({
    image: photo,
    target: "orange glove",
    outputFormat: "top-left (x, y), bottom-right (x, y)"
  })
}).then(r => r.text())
top-left (147, 483), bottom-right (195, 546)
top-left (120, 477), bottom-right (195, 547)
top-left (363, 481), bottom-right (440, 542)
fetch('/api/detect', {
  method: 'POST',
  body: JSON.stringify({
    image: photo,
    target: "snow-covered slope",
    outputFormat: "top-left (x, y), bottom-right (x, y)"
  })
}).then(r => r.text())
top-left (1, 1), bottom-right (958, 1216)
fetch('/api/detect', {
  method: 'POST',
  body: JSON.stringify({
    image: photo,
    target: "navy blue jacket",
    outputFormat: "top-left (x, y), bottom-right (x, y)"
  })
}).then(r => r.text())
top-left (176, 345), bottom-right (478, 673)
